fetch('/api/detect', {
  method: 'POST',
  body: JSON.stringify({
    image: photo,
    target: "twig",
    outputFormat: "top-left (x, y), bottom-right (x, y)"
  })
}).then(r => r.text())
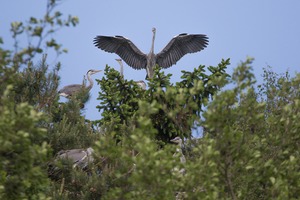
top-left (59, 177), bottom-right (65, 195)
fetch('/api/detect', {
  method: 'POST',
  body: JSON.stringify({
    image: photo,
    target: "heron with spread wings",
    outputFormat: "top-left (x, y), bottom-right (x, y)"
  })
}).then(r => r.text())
top-left (94, 28), bottom-right (208, 79)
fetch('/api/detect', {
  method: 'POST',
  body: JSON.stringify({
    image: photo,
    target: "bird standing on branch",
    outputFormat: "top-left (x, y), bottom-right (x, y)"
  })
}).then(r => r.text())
top-left (170, 136), bottom-right (186, 164)
top-left (58, 69), bottom-right (101, 98)
top-left (94, 28), bottom-right (208, 79)
top-left (134, 80), bottom-right (147, 90)
top-left (48, 147), bottom-right (95, 179)
top-left (54, 147), bottom-right (94, 169)
top-left (115, 58), bottom-right (124, 78)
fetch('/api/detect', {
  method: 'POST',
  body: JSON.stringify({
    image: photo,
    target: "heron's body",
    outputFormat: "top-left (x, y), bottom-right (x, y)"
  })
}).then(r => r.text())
top-left (58, 84), bottom-right (85, 97)
top-left (94, 28), bottom-right (209, 79)
top-left (55, 147), bottom-right (94, 169)
top-left (58, 69), bottom-right (101, 98)
top-left (170, 136), bottom-right (186, 164)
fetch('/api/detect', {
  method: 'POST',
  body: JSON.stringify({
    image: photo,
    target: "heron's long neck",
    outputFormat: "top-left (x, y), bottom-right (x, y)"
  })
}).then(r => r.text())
top-left (176, 143), bottom-right (186, 163)
top-left (146, 30), bottom-right (156, 79)
top-left (86, 73), bottom-right (94, 90)
top-left (176, 143), bottom-right (183, 154)
top-left (150, 30), bottom-right (156, 55)
top-left (119, 61), bottom-right (124, 77)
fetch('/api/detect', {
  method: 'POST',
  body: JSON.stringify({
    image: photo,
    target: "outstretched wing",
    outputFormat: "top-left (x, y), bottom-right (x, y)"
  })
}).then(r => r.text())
top-left (156, 34), bottom-right (209, 69)
top-left (94, 35), bottom-right (147, 70)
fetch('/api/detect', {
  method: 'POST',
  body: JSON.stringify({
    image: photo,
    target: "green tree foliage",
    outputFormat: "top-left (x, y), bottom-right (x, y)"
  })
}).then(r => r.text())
top-left (1, 1), bottom-right (300, 199)
top-left (200, 58), bottom-right (300, 199)
top-left (97, 60), bottom-right (230, 144)
top-left (0, 86), bottom-right (50, 200)
top-left (0, 0), bottom-right (84, 199)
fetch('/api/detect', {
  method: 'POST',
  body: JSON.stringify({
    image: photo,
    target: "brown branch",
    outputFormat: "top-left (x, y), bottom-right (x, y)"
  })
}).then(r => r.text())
top-left (224, 151), bottom-right (237, 200)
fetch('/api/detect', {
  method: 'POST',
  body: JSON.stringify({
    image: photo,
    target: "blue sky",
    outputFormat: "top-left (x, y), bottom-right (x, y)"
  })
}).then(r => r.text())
top-left (2, 0), bottom-right (300, 121)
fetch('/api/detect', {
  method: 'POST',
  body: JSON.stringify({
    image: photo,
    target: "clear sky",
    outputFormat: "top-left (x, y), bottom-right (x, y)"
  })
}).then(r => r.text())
top-left (1, 0), bottom-right (300, 121)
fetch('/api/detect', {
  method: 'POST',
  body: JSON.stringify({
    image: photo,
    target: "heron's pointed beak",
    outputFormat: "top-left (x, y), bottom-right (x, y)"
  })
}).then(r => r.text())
top-left (170, 138), bottom-right (177, 143)
top-left (170, 137), bottom-right (182, 144)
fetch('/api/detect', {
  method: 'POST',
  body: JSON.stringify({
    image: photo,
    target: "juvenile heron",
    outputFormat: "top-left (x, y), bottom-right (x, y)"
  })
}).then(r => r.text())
top-left (171, 137), bottom-right (187, 199)
top-left (170, 136), bottom-right (186, 164)
top-left (94, 28), bottom-right (209, 79)
top-left (58, 69), bottom-right (101, 98)
top-left (48, 147), bottom-right (95, 179)
top-left (115, 58), bottom-right (147, 90)
top-left (54, 147), bottom-right (94, 169)
top-left (134, 80), bottom-right (147, 90)
top-left (115, 58), bottom-right (124, 77)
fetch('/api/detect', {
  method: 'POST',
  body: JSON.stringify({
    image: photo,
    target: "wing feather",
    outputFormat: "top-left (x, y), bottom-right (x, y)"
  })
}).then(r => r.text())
top-left (94, 35), bottom-right (147, 70)
top-left (156, 34), bottom-right (209, 69)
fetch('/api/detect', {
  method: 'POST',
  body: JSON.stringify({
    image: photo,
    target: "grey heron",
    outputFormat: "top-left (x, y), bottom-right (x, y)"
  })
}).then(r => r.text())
top-left (134, 80), bottom-right (147, 90)
top-left (170, 136), bottom-right (186, 164)
top-left (94, 28), bottom-right (209, 79)
top-left (115, 58), bottom-right (124, 78)
top-left (58, 69), bottom-right (101, 98)
top-left (54, 147), bottom-right (94, 169)
top-left (48, 147), bottom-right (95, 179)
top-left (171, 137), bottom-right (187, 200)
top-left (115, 58), bottom-right (147, 90)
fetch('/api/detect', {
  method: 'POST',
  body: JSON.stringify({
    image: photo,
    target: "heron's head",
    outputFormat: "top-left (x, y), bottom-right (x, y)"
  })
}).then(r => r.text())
top-left (135, 80), bottom-right (147, 90)
top-left (87, 69), bottom-right (102, 75)
top-left (170, 136), bottom-right (183, 145)
top-left (152, 27), bottom-right (156, 33)
top-left (86, 147), bottom-right (94, 155)
top-left (115, 58), bottom-right (123, 66)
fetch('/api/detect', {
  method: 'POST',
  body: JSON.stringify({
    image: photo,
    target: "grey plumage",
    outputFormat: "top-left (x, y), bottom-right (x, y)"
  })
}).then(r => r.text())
top-left (134, 80), bottom-right (147, 90)
top-left (170, 136), bottom-right (186, 164)
top-left (55, 147), bottom-right (94, 169)
top-left (48, 147), bottom-right (95, 179)
top-left (58, 69), bottom-right (101, 98)
top-left (171, 136), bottom-right (186, 177)
top-left (94, 28), bottom-right (208, 78)
top-left (115, 58), bottom-right (124, 77)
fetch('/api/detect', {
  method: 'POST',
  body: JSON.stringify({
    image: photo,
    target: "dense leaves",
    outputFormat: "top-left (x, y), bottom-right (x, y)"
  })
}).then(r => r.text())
top-left (0, 87), bottom-right (50, 200)
top-left (97, 61), bottom-right (230, 144)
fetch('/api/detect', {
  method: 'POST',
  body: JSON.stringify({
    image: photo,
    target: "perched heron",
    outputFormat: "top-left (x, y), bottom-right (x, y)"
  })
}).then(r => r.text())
top-left (115, 58), bottom-right (124, 77)
top-left (170, 136), bottom-right (186, 164)
top-left (58, 69), bottom-right (101, 98)
top-left (134, 80), bottom-right (147, 90)
top-left (48, 147), bottom-right (95, 179)
top-left (115, 58), bottom-right (147, 90)
top-left (171, 137), bottom-right (187, 200)
top-left (94, 28), bottom-right (209, 79)
top-left (54, 147), bottom-right (94, 169)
